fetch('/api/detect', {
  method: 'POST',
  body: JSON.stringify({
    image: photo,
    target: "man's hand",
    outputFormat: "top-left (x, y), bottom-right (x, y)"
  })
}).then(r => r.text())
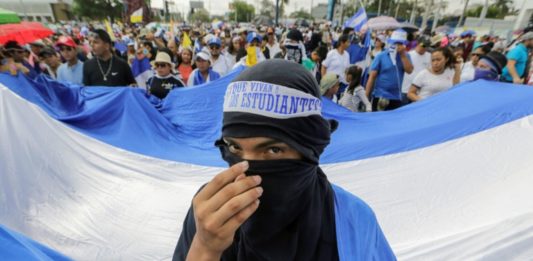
top-left (396, 44), bottom-right (407, 55)
top-left (187, 161), bottom-right (262, 260)
top-left (513, 77), bottom-right (524, 84)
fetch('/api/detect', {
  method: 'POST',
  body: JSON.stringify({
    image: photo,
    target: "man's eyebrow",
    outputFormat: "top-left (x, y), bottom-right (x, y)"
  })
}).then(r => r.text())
top-left (224, 138), bottom-right (285, 150)
top-left (253, 139), bottom-right (285, 150)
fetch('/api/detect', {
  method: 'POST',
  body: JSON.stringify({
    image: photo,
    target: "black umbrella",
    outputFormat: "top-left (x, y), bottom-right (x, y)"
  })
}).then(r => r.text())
top-left (400, 22), bottom-right (419, 33)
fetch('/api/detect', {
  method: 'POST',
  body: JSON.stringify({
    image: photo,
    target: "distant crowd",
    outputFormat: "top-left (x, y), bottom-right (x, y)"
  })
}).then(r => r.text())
top-left (1, 20), bottom-right (532, 111)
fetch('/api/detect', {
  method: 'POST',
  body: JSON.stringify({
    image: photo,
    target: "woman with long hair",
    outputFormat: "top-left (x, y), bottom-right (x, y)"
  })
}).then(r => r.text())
top-left (176, 47), bottom-right (195, 86)
top-left (339, 66), bottom-right (372, 112)
top-left (226, 36), bottom-right (241, 68)
top-left (407, 47), bottom-right (461, 101)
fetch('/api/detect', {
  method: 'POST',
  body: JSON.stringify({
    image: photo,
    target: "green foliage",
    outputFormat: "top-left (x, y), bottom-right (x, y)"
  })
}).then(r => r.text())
top-left (289, 9), bottom-right (313, 20)
top-left (465, 0), bottom-right (518, 19)
top-left (228, 0), bottom-right (255, 22)
top-left (362, 0), bottom-right (424, 20)
top-left (72, 0), bottom-right (123, 20)
top-left (259, 0), bottom-right (275, 19)
top-left (188, 8), bottom-right (210, 23)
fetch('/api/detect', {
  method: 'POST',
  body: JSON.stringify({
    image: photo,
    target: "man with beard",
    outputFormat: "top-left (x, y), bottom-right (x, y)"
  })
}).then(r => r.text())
top-left (172, 59), bottom-right (395, 261)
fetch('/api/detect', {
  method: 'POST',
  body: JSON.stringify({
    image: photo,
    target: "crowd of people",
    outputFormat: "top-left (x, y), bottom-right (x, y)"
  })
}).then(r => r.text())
top-left (1, 21), bottom-right (533, 107)
top-left (2, 19), bottom-right (533, 260)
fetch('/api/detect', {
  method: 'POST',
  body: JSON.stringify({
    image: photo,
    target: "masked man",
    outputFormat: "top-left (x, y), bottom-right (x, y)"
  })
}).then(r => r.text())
top-left (172, 59), bottom-right (396, 261)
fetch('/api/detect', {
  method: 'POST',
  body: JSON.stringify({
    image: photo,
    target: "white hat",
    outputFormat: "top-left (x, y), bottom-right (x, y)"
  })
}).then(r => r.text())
top-left (195, 51), bottom-right (211, 62)
top-left (388, 29), bottom-right (407, 45)
top-left (151, 52), bottom-right (174, 68)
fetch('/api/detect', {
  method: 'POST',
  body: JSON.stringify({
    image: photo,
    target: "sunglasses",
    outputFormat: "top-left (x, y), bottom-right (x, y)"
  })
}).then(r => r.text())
top-left (154, 63), bottom-right (168, 68)
top-left (59, 46), bottom-right (73, 52)
top-left (209, 45), bottom-right (220, 49)
top-left (471, 53), bottom-right (482, 56)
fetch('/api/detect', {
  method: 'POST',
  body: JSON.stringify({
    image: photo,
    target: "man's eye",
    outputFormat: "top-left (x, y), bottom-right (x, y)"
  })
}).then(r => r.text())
top-left (228, 144), bottom-right (240, 153)
top-left (267, 147), bottom-right (283, 154)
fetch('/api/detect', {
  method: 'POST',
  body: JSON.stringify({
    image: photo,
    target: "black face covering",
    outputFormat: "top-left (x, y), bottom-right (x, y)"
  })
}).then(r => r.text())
top-left (217, 144), bottom-right (339, 261)
top-left (215, 59), bottom-right (339, 260)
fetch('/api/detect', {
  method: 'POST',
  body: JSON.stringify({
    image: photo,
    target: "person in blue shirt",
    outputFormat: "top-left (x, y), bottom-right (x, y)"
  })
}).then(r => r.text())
top-left (56, 36), bottom-right (84, 85)
top-left (365, 29), bottom-right (413, 111)
top-left (172, 59), bottom-right (395, 261)
top-left (501, 32), bottom-right (533, 84)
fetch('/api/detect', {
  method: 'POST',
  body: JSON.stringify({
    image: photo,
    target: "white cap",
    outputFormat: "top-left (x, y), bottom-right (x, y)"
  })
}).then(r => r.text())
top-left (196, 51), bottom-right (211, 62)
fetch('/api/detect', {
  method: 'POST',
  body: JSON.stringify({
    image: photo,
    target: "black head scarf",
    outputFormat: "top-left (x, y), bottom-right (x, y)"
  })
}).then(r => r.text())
top-left (216, 59), bottom-right (339, 261)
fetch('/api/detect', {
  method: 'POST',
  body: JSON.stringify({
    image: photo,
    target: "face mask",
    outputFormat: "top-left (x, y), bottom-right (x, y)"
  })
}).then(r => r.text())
top-left (217, 143), bottom-right (336, 260)
top-left (218, 144), bottom-right (318, 212)
top-left (474, 68), bottom-right (498, 81)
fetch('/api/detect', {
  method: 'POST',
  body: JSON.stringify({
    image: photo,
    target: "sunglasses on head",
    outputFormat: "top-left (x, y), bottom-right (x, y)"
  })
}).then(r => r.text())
top-left (154, 62), bottom-right (168, 68)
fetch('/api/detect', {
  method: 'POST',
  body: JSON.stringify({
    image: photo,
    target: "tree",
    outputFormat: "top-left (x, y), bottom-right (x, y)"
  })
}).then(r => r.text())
top-left (258, 0), bottom-right (276, 19)
top-left (492, 0), bottom-right (513, 17)
top-left (465, 0), bottom-right (517, 19)
top-left (228, 0), bottom-right (255, 22)
top-left (289, 9), bottom-right (313, 20)
top-left (188, 8), bottom-right (210, 23)
top-left (466, 5), bottom-right (499, 18)
top-left (72, 0), bottom-right (124, 22)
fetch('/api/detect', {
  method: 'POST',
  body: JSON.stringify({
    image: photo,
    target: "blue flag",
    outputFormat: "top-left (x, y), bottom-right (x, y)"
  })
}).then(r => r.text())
top-left (343, 7), bottom-right (368, 31)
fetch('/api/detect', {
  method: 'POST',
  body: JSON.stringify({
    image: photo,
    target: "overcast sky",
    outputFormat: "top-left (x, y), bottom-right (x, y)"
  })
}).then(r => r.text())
top-left (152, 0), bottom-right (525, 17)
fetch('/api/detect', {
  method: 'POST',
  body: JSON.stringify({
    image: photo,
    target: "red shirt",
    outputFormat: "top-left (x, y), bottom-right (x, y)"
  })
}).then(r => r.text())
top-left (177, 64), bottom-right (193, 85)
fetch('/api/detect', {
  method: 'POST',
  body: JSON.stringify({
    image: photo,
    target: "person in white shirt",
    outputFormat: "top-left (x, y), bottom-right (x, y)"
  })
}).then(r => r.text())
top-left (225, 36), bottom-right (241, 68)
top-left (321, 34), bottom-right (351, 93)
top-left (265, 27), bottom-right (282, 58)
top-left (401, 38), bottom-right (431, 103)
top-left (207, 37), bottom-right (231, 76)
top-left (460, 44), bottom-right (490, 82)
top-left (187, 51), bottom-right (221, 86)
top-left (339, 66), bottom-right (372, 112)
top-left (408, 47), bottom-right (461, 101)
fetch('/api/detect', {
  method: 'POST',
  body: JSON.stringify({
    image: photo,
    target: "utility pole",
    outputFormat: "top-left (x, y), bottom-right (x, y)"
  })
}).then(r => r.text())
top-left (409, 0), bottom-right (418, 24)
top-left (421, 0), bottom-right (433, 31)
top-left (431, 0), bottom-right (443, 32)
top-left (165, 0), bottom-right (169, 22)
top-left (395, 0), bottom-right (401, 19)
top-left (378, 0), bottom-right (382, 16)
top-left (275, 0), bottom-right (280, 26)
top-left (478, 0), bottom-right (489, 27)
top-left (458, 0), bottom-right (470, 27)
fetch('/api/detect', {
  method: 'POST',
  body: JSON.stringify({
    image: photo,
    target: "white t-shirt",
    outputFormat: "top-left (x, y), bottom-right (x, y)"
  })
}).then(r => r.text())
top-left (460, 61), bottom-right (475, 82)
top-left (338, 86), bottom-right (372, 112)
top-left (412, 68), bottom-right (455, 99)
top-left (266, 41), bottom-right (282, 58)
top-left (210, 53), bottom-right (231, 76)
top-left (401, 50), bottom-right (431, 93)
top-left (323, 49), bottom-right (350, 84)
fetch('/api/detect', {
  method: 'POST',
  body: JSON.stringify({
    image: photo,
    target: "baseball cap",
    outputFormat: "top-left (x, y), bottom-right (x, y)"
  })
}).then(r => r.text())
top-left (196, 51), bottom-right (211, 62)
top-left (246, 32), bottom-right (262, 43)
top-left (55, 36), bottom-right (77, 48)
top-left (388, 29), bottom-right (407, 45)
top-left (208, 37), bottom-right (222, 47)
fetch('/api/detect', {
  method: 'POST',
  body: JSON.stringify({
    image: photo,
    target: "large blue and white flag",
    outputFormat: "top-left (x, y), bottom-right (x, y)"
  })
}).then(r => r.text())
top-left (131, 57), bottom-right (153, 90)
top-left (1, 71), bottom-right (533, 259)
top-left (343, 7), bottom-right (368, 31)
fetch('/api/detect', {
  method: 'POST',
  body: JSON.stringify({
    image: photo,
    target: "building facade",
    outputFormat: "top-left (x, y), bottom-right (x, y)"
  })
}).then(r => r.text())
top-left (0, 0), bottom-right (73, 23)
